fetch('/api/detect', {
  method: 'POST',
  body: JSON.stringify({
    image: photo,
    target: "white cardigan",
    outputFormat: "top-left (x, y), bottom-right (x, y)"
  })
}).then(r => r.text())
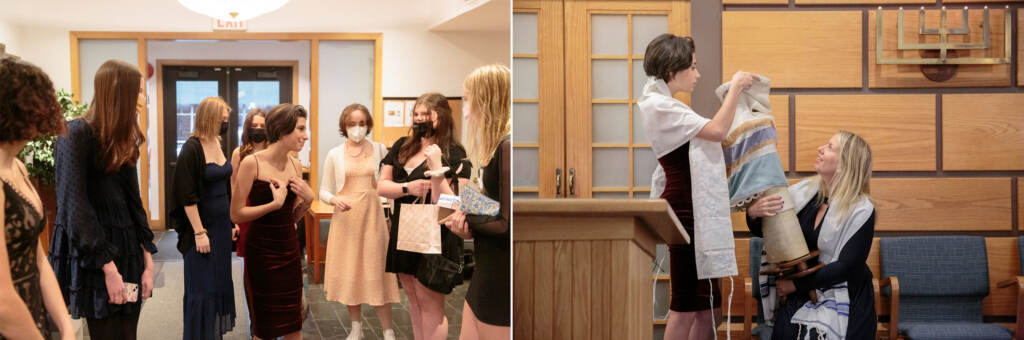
top-left (318, 141), bottom-right (389, 204)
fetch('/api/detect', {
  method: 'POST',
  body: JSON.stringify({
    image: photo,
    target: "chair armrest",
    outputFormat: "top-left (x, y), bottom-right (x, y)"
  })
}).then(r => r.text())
top-left (744, 277), bottom-right (753, 340)
top-left (997, 276), bottom-right (1023, 289)
top-left (996, 276), bottom-right (1024, 339)
top-left (879, 276), bottom-right (900, 340)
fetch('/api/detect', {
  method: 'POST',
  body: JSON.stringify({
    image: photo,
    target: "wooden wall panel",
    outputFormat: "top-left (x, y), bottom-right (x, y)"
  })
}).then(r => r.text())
top-left (722, 11), bottom-right (862, 88)
top-left (869, 9), bottom-right (1011, 88)
top-left (1019, 9), bottom-right (1023, 87)
top-left (795, 94), bottom-right (936, 171)
top-left (871, 178), bottom-right (1012, 231)
top-left (943, 94), bottom-right (1024, 171)
top-left (771, 95), bottom-right (790, 172)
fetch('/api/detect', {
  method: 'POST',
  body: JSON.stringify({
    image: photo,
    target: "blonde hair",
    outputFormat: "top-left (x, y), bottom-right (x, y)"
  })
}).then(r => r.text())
top-left (462, 64), bottom-right (511, 169)
top-left (192, 97), bottom-right (229, 139)
top-left (813, 130), bottom-right (873, 220)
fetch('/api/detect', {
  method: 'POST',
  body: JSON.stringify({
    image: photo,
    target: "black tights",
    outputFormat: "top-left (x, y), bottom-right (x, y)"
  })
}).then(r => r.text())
top-left (86, 313), bottom-right (140, 340)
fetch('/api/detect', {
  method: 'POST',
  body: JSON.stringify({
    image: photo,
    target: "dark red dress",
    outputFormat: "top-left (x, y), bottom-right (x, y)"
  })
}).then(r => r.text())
top-left (243, 162), bottom-right (304, 338)
top-left (659, 143), bottom-right (722, 312)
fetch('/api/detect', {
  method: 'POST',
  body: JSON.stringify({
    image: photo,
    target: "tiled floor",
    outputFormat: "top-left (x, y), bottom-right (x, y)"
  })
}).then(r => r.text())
top-left (75, 231), bottom-right (466, 340)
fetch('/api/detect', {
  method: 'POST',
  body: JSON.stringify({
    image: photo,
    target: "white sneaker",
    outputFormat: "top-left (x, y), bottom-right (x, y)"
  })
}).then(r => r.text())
top-left (346, 321), bottom-right (362, 340)
top-left (383, 329), bottom-right (396, 340)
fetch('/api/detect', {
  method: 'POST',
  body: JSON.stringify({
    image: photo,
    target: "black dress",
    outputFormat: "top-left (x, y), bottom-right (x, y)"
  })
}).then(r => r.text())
top-left (659, 143), bottom-right (722, 312)
top-left (2, 179), bottom-right (56, 338)
top-left (49, 118), bottom-right (158, 320)
top-left (464, 138), bottom-right (510, 326)
top-left (746, 194), bottom-right (877, 340)
top-left (182, 161), bottom-right (236, 339)
top-left (382, 137), bottom-right (471, 293)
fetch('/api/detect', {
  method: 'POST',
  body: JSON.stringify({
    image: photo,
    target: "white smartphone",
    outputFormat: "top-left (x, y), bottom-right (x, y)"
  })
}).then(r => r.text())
top-left (124, 282), bottom-right (139, 302)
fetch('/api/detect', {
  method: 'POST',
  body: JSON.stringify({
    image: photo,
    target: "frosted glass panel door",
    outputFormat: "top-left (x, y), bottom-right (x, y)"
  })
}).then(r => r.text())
top-left (317, 40), bottom-right (375, 193)
top-left (513, 12), bottom-right (541, 199)
top-left (590, 14), bottom-right (667, 198)
top-left (565, 1), bottom-right (686, 198)
top-left (79, 39), bottom-right (139, 104)
top-left (513, 3), bottom-right (564, 199)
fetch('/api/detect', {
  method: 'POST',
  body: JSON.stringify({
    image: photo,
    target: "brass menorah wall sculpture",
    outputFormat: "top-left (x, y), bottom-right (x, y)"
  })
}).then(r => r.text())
top-left (876, 6), bottom-right (1011, 82)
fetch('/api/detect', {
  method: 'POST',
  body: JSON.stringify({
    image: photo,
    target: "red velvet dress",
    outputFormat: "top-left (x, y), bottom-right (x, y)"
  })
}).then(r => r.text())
top-left (244, 174), bottom-right (304, 338)
top-left (659, 143), bottom-right (722, 312)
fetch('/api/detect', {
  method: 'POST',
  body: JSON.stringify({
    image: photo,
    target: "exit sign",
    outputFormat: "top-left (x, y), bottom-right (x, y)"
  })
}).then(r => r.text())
top-left (212, 19), bottom-right (247, 31)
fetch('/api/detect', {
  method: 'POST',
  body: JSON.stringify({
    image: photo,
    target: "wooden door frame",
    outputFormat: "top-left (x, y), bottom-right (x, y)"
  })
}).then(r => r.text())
top-left (70, 31), bottom-right (383, 230)
top-left (564, 0), bottom-right (689, 198)
top-left (514, 0), bottom-right (565, 198)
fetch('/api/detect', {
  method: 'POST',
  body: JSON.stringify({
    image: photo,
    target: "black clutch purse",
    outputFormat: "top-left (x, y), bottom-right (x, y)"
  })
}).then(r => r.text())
top-left (415, 253), bottom-right (464, 294)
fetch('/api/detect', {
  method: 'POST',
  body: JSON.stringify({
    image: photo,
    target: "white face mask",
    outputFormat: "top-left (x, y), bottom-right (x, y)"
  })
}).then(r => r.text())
top-left (347, 126), bottom-right (367, 143)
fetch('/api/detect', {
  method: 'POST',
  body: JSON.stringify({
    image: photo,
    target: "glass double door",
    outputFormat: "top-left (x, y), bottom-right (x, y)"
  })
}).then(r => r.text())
top-left (162, 65), bottom-right (293, 218)
top-left (513, 0), bottom-right (690, 199)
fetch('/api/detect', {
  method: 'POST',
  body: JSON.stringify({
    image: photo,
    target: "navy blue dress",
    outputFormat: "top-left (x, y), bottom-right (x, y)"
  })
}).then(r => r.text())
top-left (49, 118), bottom-right (158, 320)
top-left (183, 161), bottom-right (236, 339)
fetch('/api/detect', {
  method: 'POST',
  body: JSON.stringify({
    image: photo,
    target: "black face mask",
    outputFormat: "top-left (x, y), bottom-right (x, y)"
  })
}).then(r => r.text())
top-left (412, 122), bottom-right (434, 138)
top-left (219, 121), bottom-right (229, 135)
top-left (248, 128), bottom-right (267, 143)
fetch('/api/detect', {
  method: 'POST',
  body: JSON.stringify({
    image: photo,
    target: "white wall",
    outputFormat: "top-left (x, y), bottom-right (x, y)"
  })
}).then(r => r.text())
top-left (0, 19), bottom-right (19, 55)
top-left (11, 25), bottom-right (73, 93)
top-left (8, 27), bottom-right (508, 99)
top-left (381, 29), bottom-right (509, 97)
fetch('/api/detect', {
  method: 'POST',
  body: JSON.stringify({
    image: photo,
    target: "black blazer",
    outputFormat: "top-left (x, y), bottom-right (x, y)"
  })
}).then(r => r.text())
top-left (169, 136), bottom-right (231, 254)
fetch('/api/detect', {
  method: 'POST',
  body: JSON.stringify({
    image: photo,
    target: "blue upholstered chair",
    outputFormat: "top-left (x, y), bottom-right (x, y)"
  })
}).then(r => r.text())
top-left (742, 237), bottom-right (772, 340)
top-left (879, 236), bottom-right (1012, 340)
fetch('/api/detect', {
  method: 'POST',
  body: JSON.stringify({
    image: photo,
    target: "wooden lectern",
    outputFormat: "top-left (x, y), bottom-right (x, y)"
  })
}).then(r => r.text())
top-left (514, 199), bottom-right (689, 340)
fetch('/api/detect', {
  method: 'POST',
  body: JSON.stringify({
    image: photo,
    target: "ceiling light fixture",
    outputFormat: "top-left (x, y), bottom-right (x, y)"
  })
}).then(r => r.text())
top-left (177, 0), bottom-right (290, 21)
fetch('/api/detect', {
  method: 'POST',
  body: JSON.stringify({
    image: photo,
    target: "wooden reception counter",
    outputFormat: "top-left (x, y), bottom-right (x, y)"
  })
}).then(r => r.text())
top-left (513, 199), bottom-right (689, 340)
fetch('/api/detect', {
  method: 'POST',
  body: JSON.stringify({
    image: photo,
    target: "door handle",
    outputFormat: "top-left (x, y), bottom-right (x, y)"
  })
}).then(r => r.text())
top-left (568, 168), bottom-right (576, 197)
top-left (555, 168), bottom-right (562, 197)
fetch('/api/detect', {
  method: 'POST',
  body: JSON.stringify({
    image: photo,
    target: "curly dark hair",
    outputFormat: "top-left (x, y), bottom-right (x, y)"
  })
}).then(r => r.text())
top-left (0, 56), bottom-right (65, 143)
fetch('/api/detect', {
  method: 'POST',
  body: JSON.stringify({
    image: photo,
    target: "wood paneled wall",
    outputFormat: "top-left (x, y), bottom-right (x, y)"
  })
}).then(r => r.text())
top-left (711, 0), bottom-right (1024, 326)
top-left (720, 4), bottom-right (1022, 235)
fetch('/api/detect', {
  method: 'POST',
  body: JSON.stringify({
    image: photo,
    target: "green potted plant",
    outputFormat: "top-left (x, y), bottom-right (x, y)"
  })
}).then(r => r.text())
top-left (18, 89), bottom-right (87, 250)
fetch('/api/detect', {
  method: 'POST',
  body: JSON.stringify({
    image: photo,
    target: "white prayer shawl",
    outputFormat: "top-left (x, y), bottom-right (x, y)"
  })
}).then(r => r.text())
top-left (318, 140), bottom-right (389, 204)
top-left (758, 179), bottom-right (875, 339)
top-left (714, 76), bottom-right (789, 211)
top-left (639, 76), bottom-right (738, 280)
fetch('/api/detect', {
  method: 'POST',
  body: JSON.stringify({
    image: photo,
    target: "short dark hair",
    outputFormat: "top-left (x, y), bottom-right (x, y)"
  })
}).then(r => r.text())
top-left (643, 34), bottom-right (695, 83)
top-left (0, 56), bottom-right (66, 143)
top-left (338, 103), bottom-right (373, 138)
top-left (266, 103), bottom-right (308, 143)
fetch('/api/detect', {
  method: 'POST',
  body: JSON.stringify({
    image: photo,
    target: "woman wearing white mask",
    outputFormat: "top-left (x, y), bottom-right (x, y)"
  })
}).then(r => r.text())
top-left (319, 103), bottom-right (399, 340)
